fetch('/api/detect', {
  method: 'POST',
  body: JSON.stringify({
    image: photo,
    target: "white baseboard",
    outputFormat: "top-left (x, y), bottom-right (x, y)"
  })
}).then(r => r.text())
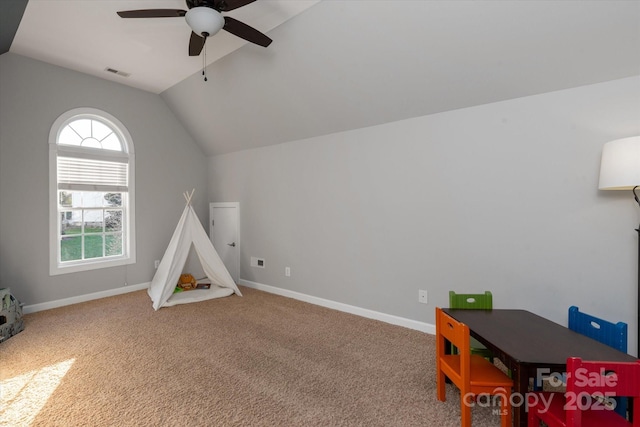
top-left (239, 279), bottom-right (435, 335)
top-left (23, 282), bottom-right (150, 314)
top-left (23, 280), bottom-right (437, 336)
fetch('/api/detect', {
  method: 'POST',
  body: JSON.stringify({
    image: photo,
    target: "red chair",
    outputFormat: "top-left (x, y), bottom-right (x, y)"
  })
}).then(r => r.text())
top-left (528, 357), bottom-right (640, 427)
top-left (436, 307), bottom-right (513, 427)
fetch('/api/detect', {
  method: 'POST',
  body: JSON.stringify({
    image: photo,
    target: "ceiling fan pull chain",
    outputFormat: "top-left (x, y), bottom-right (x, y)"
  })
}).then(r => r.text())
top-left (202, 41), bottom-right (208, 82)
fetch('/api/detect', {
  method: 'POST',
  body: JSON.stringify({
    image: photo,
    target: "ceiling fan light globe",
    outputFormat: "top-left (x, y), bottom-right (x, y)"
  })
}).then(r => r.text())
top-left (186, 7), bottom-right (224, 37)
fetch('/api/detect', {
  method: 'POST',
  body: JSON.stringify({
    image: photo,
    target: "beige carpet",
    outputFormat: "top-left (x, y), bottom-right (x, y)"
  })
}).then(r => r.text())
top-left (1, 286), bottom-right (503, 426)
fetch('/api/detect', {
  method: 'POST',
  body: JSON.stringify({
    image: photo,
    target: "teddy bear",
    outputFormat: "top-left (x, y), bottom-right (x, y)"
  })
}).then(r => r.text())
top-left (177, 273), bottom-right (197, 291)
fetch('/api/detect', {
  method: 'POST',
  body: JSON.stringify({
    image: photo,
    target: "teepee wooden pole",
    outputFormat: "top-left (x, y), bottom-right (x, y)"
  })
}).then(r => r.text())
top-left (183, 189), bottom-right (195, 206)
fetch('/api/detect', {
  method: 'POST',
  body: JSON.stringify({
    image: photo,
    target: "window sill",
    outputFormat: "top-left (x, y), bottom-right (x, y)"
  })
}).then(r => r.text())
top-left (50, 255), bottom-right (136, 276)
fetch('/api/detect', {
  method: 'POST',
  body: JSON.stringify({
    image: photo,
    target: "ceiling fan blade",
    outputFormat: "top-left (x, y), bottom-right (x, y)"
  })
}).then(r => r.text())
top-left (117, 9), bottom-right (187, 18)
top-left (189, 32), bottom-right (206, 56)
top-left (223, 16), bottom-right (272, 47)
top-left (212, 0), bottom-right (257, 12)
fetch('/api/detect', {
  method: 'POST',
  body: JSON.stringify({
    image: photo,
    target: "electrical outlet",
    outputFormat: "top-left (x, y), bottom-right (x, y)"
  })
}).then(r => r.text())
top-left (418, 290), bottom-right (428, 304)
top-left (285, 267), bottom-right (291, 277)
top-left (154, 260), bottom-right (160, 269)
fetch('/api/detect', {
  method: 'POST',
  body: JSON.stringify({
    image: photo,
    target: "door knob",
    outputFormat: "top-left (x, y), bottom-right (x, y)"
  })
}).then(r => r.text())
top-left (227, 242), bottom-right (236, 247)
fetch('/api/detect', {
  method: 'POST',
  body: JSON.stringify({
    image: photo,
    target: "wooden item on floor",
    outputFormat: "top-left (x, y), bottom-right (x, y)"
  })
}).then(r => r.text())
top-left (443, 308), bottom-right (639, 427)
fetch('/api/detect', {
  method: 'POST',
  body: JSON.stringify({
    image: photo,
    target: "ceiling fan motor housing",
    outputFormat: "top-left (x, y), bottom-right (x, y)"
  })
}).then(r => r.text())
top-left (186, 0), bottom-right (218, 9)
top-left (186, 7), bottom-right (225, 37)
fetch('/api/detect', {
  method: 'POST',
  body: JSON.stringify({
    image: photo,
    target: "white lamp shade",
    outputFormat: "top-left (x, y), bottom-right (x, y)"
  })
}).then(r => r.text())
top-left (185, 7), bottom-right (225, 37)
top-left (598, 136), bottom-right (640, 190)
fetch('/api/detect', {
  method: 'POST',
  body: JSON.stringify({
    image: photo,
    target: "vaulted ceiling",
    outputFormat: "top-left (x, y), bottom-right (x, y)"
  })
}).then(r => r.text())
top-left (4, 1), bottom-right (640, 156)
top-left (7, 0), bottom-right (319, 93)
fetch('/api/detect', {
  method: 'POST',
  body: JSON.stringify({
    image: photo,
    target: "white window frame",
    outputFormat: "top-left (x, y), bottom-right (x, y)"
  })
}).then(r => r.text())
top-left (49, 108), bottom-right (136, 275)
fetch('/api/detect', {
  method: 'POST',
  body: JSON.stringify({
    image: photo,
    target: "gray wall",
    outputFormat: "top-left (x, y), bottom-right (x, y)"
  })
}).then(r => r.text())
top-left (209, 76), bottom-right (640, 354)
top-left (0, 53), bottom-right (208, 306)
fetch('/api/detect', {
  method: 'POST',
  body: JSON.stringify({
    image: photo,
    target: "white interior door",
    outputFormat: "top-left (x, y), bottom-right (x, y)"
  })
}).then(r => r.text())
top-left (209, 202), bottom-right (240, 283)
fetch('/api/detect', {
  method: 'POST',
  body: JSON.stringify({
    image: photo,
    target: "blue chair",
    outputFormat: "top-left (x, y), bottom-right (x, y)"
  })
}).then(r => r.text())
top-left (568, 306), bottom-right (628, 417)
top-left (568, 306), bottom-right (627, 353)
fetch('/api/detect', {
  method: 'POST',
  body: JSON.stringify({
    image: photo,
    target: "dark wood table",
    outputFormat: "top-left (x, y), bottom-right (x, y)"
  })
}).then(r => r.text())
top-left (442, 308), bottom-right (637, 427)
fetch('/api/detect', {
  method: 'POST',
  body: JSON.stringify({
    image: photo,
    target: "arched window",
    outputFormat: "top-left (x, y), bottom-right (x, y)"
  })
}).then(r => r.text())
top-left (49, 108), bottom-right (135, 275)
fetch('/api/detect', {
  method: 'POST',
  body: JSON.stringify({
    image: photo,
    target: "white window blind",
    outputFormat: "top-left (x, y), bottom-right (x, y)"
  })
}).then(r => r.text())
top-left (57, 156), bottom-right (128, 192)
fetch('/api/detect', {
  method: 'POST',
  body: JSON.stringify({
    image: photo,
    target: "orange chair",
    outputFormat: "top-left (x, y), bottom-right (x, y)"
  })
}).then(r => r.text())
top-left (436, 307), bottom-right (513, 427)
top-left (528, 357), bottom-right (640, 427)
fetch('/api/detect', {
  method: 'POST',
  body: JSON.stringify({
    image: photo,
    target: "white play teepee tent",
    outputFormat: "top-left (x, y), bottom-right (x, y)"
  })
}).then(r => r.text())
top-left (148, 190), bottom-right (242, 310)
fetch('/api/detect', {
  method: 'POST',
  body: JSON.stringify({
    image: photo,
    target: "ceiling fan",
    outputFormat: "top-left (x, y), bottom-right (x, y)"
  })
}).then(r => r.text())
top-left (117, 0), bottom-right (272, 57)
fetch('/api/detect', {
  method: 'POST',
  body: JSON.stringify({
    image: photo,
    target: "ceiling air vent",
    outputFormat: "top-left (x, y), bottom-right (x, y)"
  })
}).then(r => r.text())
top-left (104, 67), bottom-right (130, 78)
